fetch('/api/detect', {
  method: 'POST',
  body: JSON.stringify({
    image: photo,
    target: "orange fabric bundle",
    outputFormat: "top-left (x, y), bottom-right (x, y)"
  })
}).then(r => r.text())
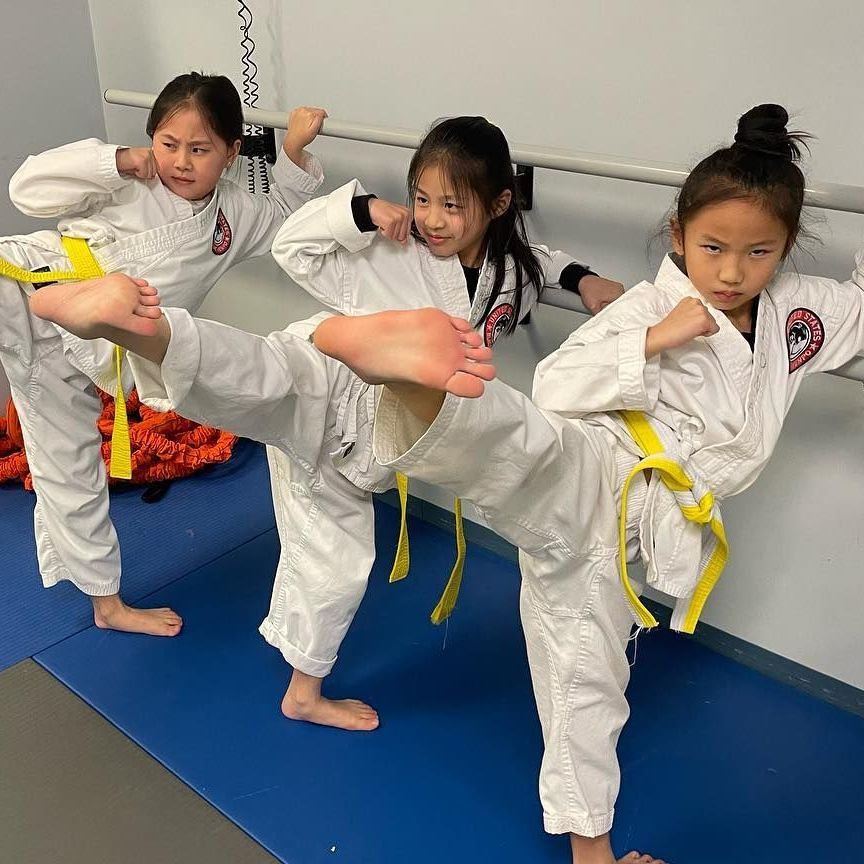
top-left (0, 391), bottom-right (237, 490)
top-left (0, 398), bottom-right (28, 483)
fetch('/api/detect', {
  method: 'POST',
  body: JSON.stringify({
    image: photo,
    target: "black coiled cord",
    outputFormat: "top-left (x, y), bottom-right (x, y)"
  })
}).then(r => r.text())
top-left (237, 0), bottom-right (271, 193)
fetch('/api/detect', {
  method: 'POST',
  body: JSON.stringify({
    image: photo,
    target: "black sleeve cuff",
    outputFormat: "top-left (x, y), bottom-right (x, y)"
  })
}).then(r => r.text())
top-left (351, 194), bottom-right (378, 232)
top-left (559, 263), bottom-right (597, 296)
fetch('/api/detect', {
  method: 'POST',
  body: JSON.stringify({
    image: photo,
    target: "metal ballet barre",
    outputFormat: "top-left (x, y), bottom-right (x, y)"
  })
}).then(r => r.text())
top-left (103, 89), bottom-right (864, 382)
top-left (104, 90), bottom-right (864, 213)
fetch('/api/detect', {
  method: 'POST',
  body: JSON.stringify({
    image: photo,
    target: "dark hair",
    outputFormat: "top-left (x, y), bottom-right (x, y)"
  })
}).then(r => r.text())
top-left (675, 104), bottom-right (810, 255)
top-left (146, 72), bottom-right (243, 148)
top-left (407, 116), bottom-right (543, 335)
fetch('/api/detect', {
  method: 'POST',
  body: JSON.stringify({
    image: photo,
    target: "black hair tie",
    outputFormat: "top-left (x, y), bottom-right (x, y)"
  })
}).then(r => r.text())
top-left (731, 139), bottom-right (790, 159)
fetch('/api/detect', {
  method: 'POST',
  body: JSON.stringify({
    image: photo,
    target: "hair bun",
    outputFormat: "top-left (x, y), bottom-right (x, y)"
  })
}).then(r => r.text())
top-left (733, 104), bottom-right (803, 161)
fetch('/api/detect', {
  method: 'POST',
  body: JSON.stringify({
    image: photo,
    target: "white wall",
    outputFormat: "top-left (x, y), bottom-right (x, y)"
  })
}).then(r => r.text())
top-left (86, 0), bottom-right (864, 688)
top-left (0, 0), bottom-right (106, 404)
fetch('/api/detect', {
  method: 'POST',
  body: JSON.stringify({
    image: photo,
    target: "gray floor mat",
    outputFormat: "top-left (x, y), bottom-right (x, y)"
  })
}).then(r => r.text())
top-left (0, 659), bottom-right (279, 864)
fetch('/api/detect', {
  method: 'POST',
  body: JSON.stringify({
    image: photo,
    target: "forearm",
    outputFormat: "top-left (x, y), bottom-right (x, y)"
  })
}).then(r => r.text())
top-left (271, 180), bottom-right (372, 310)
top-left (229, 149), bottom-right (324, 257)
top-left (533, 327), bottom-right (659, 415)
top-left (282, 138), bottom-right (305, 169)
top-left (644, 325), bottom-right (664, 359)
top-left (9, 139), bottom-right (126, 217)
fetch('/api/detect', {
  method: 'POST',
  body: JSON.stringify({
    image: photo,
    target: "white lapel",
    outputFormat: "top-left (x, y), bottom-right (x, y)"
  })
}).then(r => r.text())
top-left (416, 242), bottom-right (473, 318)
top-left (656, 254), bottom-right (754, 396)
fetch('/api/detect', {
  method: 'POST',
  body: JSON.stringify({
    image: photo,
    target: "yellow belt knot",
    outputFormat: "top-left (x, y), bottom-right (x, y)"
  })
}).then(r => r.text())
top-left (617, 410), bottom-right (729, 634)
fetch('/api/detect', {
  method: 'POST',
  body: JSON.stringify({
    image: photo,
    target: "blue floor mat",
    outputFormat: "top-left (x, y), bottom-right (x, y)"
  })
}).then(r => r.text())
top-left (35, 505), bottom-right (864, 864)
top-left (0, 439), bottom-right (275, 670)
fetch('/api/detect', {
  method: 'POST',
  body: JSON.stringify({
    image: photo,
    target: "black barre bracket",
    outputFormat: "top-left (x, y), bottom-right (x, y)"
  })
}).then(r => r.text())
top-left (241, 126), bottom-right (277, 164)
top-left (515, 163), bottom-right (534, 211)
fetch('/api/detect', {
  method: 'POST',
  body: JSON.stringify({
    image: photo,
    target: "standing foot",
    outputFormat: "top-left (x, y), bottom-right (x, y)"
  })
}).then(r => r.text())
top-left (92, 593), bottom-right (182, 637)
top-left (281, 669), bottom-right (379, 731)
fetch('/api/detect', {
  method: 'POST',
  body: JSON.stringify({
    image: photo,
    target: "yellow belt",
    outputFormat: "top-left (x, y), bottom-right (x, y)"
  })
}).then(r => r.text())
top-left (0, 237), bottom-right (132, 479)
top-left (388, 472), bottom-right (466, 624)
top-left (617, 410), bottom-right (729, 634)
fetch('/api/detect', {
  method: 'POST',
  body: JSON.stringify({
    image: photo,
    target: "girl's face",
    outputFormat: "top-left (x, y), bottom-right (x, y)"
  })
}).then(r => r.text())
top-left (152, 106), bottom-right (241, 201)
top-left (673, 198), bottom-right (789, 324)
top-left (412, 165), bottom-right (509, 267)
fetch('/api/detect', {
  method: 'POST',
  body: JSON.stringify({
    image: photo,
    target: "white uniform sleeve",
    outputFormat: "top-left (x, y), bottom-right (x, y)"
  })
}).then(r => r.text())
top-left (792, 247), bottom-right (864, 375)
top-left (537, 244), bottom-right (581, 285)
top-left (532, 282), bottom-right (664, 417)
top-left (518, 244), bottom-right (581, 317)
top-left (127, 307), bottom-right (339, 473)
top-left (8, 139), bottom-right (130, 218)
top-left (270, 149), bottom-right (325, 214)
top-left (373, 380), bottom-right (614, 557)
top-left (219, 148), bottom-right (324, 261)
top-left (270, 179), bottom-right (375, 312)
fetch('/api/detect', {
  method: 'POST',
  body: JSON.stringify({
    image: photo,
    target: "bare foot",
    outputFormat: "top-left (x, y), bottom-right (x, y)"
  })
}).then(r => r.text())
top-left (313, 308), bottom-right (495, 397)
top-left (92, 593), bottom-right (183, 637)
top-left (281, 669), bottom-right (379, 731)
top-left (571, 833), bottom-right (667, 864)
top-left (30, 273), bottom-right (162, 340)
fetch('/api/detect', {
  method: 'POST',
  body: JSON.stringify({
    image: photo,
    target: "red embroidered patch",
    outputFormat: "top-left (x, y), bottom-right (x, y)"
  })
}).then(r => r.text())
top-left (484, 303), bottom-right (515, 346)
top-left (212, 208), bottom-right (232, 255)
top-left (786, 308), bottom-right (824, 372)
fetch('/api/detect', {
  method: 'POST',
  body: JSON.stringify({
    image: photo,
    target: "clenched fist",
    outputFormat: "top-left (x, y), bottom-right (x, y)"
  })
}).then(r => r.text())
top-left (645, 297), bottom-right (719, 358)
top-left (116, 147), bottom-right (157, 180)
top-left (369, 198), bottom-right (412, 243)
top-left (578, 275), bottom-right (624, 315)
top-left (283, 106), bottom-right (328, 166)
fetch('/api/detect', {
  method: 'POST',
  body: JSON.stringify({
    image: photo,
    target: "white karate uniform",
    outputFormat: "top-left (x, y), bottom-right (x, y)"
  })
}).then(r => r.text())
top-left (257, 179), bottom-right (582, 676)
top-left (370, 250), bottom-right (864, 836)
top-left (127, 308), bottom-right (387, 678)
top-left (125, 176), bottom-right (585, 675)
top-left (0, 139), bottom-right (322, 595)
